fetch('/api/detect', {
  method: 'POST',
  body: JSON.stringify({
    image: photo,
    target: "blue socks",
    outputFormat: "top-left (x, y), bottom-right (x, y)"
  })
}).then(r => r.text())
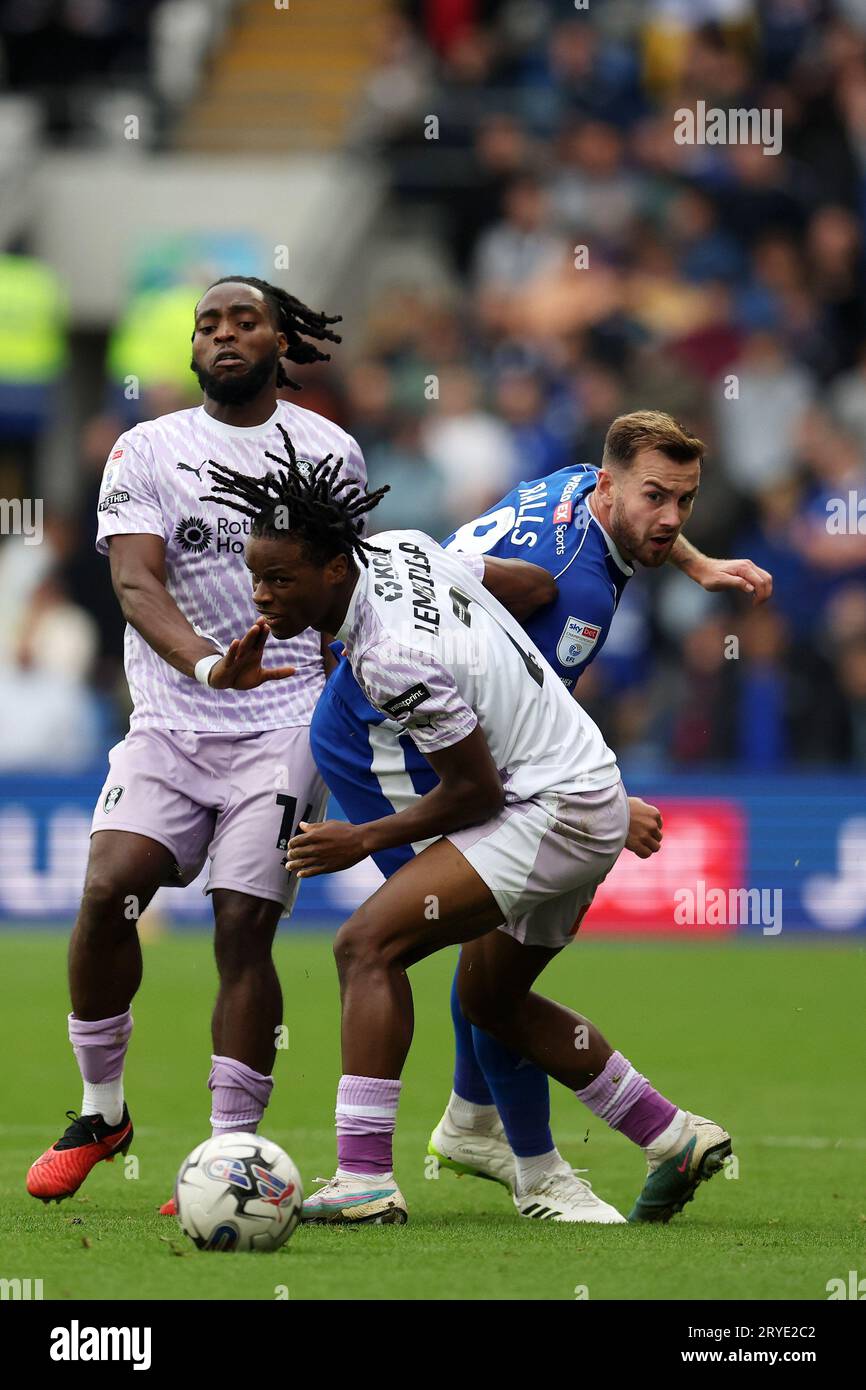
top-left (449, 962), bottom-right (553, 1157)
top-left (450, 968), bottom-right (494, 1104)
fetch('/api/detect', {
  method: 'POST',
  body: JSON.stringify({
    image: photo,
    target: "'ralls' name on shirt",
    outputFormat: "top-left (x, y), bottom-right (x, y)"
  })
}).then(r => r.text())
top-left (511, 481), bottom-right (547, 548)
top-left (398, 541), bottom-right (441, 635)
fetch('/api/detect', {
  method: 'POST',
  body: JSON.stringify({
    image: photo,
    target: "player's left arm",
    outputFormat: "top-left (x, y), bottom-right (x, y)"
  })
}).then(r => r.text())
top-left (667, 534), bottom-right (773, 605)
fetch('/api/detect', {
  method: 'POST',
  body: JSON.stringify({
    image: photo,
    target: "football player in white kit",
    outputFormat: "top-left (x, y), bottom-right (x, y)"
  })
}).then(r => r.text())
top-left (26, 277), bottom-right (366, 1206)
top-left (208, 443), bottom-right (732, 1227)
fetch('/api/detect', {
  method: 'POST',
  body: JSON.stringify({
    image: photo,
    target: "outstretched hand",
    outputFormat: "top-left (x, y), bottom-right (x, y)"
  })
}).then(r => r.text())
top-left (696, 557), bottom-right (773, 605)
top-left (207, 618), bottom-right (296, 690)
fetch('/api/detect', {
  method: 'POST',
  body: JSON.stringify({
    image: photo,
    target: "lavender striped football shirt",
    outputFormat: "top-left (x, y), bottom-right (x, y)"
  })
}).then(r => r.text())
top-left (96, 400), bottom-right (366, 732)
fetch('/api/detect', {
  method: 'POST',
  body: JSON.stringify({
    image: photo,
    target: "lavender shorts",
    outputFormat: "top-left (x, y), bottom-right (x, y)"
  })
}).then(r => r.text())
top-left (448, 777), bottom-right (629, 949)
top-left (91, 726), bottom-right (327, 910)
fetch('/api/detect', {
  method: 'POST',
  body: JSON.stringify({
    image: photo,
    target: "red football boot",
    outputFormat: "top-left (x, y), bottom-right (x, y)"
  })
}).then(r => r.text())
top-left (26, 1107), bottom-right (133, 1202)
top-left (158, 1196), bottom-right (177, 1216)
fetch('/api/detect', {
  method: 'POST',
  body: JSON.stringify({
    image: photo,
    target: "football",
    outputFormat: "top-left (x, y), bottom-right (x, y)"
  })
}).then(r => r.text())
top-left (175, 1133), bottom-right (303, 1252)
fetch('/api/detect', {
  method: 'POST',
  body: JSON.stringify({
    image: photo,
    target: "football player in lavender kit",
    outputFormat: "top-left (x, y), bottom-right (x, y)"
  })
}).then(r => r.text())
top-left (303, 411), bottom-right (773, 1223)
top-left (207, 422), bottom-right (768, 1228)
top-left (26, 276), bottom-right (367, 1205)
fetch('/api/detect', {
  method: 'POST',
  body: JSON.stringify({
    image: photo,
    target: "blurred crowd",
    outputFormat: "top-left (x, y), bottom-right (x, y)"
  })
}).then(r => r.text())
top-left (2, 0), bottom-right (866, 772)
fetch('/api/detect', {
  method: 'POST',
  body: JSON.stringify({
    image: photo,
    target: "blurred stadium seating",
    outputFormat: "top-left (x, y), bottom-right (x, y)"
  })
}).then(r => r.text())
top-left (0, 0), bottom-right (865, 926)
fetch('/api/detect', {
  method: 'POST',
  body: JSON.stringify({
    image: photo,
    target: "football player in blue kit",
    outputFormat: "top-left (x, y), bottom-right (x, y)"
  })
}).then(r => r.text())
top-left (308, 410), bottom-right (772, 1222)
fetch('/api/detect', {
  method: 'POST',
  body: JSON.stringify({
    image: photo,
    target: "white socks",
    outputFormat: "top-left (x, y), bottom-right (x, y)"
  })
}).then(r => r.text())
top-left (335, 1167), bottom-right (394, 1184)
top-left (446, 1089), bottom-right (501, 1134)
top-left (515, 1147), bottom-right (569, 1193)
top-left (645, 1108), bottom-right (688, 1159)
top-left (82, 1079), bottom-right (124, 1126)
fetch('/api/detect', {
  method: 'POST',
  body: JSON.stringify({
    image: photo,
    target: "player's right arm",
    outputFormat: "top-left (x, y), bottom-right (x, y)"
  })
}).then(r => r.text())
top-left (108, 533), bottom-right (226, 678)
top-left (480, 556), bottom-right (557, 621)
top-left (110, 540), bottom-right (295, 688)
top-left (286, 723), bottom-right (505, 877)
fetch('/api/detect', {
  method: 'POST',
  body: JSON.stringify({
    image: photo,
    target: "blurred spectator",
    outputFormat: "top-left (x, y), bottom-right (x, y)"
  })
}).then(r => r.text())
top-left (472, 175), bottom-right (562, 294)
top-left (714, 330), bottom-right (814, 496)
top-left (835, 637), bottom-right (866, 766)
top-left (0, 255), bottom-right (67, 466)
top-left (659, 616), bottom-right (738, 765)
top-left (550, 121), bottom-right (647, 246)
top-left (365, 412), bottom-right (452, 540)
top-left (352, 10), bottom-right (433, 150)
top-left (420, 365), bottom-right (518, 525)
top-left (829, 341), bottom-right (866, 448)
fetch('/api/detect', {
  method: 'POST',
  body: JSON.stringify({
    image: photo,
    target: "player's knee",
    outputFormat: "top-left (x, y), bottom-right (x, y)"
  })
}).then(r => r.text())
top-left (78, 871), bottom-right (141, 935)
top-left (213, 902), bottom-right (276, 979)
top-left (333, 910), bottom-right (398, 980)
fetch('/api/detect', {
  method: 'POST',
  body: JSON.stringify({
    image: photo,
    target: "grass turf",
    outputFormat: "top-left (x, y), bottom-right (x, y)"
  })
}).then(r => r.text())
top-left (0, 930), bottom-right (863, 1301)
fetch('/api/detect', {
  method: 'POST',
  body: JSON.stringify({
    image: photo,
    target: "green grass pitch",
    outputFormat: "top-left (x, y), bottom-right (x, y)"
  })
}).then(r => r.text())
top-left (0, 930), bottom-right (863, 1301)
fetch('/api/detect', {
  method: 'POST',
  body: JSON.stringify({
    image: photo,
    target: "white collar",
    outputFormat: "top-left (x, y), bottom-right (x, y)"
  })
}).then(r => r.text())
top-left (586, 493), bottom-right (634, 576)
top-left (197, 403), bottom-right (282, 440)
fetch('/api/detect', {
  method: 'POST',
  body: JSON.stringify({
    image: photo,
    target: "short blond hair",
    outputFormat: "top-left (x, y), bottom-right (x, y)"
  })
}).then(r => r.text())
top-left (602, 410), bottom-right (705, 470)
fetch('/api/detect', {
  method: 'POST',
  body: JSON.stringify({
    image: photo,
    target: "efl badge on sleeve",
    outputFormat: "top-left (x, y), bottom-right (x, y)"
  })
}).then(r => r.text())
top-left (556, 617), bottom-right (601, 668)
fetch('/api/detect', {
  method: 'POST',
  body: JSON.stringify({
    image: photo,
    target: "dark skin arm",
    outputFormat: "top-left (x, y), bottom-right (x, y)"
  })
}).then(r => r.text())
top-left (480, 556), bottom-right (557, 620)
top-left (108, 535), bottom-right (295, 687)
top-left (286, 724), bottom-right (504, 877)
top-left (109, 533), bottom-right (223, 677)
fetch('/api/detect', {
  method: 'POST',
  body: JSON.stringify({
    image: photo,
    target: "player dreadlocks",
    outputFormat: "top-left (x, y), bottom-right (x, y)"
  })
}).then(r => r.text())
top-left (202, 422), bottom-right (389, 568)
top-left (191, 275), bottom-right (343, 402)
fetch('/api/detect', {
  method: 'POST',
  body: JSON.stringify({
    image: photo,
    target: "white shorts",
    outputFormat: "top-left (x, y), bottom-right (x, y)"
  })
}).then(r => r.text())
top-left (91, 725), bottom-right (327, 910)
top-left (447, 778), bottom-right (629, 949)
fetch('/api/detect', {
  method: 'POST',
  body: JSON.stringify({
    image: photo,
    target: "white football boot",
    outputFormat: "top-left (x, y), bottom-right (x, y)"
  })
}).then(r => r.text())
top-left (300, 1172), bottom-right (408, 1225)
top-left (514, 1166), bottom-right (627, 1224)
top-left (427, 1108), bottom-right (517, 1190)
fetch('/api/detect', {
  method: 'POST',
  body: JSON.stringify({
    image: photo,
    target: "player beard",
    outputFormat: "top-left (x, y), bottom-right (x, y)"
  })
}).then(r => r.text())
top-left (191, 347), bottom-right (281, 405)
top-left (609, 498), bottom-right (676, 568)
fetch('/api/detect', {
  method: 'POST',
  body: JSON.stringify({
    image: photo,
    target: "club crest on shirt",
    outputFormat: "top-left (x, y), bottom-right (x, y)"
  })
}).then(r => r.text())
top-left (103, 785), bottom-right (124, 813)
top-left (174, 516), bottom-right (214, 554)
top-left (557, 616), bottom-right (601, 668)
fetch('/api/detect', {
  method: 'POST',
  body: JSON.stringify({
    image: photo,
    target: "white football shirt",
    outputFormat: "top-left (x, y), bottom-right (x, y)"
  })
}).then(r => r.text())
top-left (96, 399), bottom-right (366, 732)
top-left (335, 530), bottom-right (619, 802)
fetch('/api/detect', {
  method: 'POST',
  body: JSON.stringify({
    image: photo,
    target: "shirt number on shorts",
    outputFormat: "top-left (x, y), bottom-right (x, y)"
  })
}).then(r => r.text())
top-left (275, 795), bottom-right (313, 852)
